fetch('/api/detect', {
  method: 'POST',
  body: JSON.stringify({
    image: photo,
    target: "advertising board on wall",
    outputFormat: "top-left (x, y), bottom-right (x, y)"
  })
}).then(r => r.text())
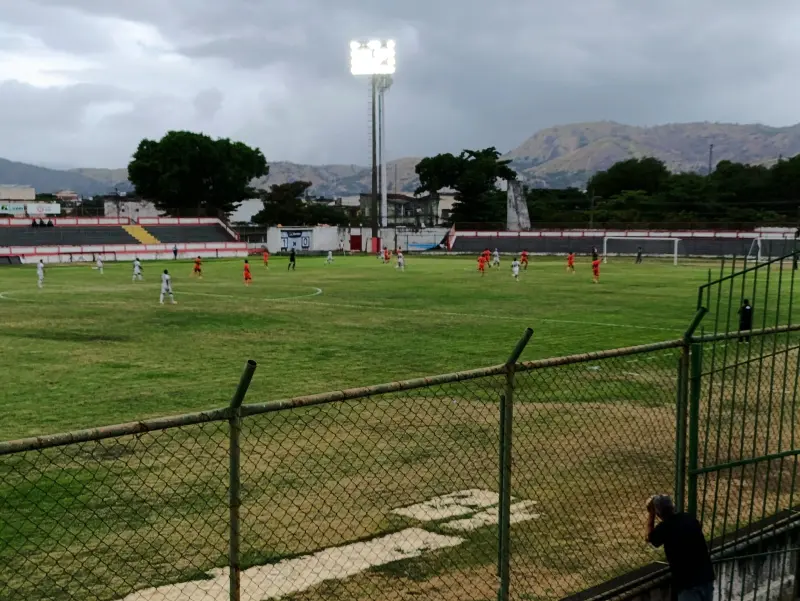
top-left (0, 203), bottom-right (61, 216)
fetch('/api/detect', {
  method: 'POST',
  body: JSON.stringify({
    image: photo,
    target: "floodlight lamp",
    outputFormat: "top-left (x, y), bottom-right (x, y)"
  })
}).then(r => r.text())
top-left (387, 40), bottom-right (396, 49)
top-left (349, 39), bottom-right (397, 75)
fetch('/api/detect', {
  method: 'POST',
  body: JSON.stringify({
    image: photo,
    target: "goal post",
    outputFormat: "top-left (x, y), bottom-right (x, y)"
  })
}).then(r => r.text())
top-left (602, 237), bottom-right (680, 266)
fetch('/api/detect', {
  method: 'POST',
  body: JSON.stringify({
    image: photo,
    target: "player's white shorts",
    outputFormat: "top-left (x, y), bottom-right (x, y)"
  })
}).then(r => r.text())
top-left (512, 268), bottom-right (520, 277)
top-left (161, 286), bottom-right (172, 294)
top-left (134, 269), bottom-right (142, 275)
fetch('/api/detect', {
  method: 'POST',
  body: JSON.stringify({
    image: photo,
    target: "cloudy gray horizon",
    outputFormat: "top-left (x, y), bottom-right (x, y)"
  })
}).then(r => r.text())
top-left (1, 0), bottom-right (799, 169)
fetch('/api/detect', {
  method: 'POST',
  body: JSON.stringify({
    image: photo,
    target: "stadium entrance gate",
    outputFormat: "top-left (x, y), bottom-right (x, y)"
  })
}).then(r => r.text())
top-left (679, 250), bottom-right (800, 598)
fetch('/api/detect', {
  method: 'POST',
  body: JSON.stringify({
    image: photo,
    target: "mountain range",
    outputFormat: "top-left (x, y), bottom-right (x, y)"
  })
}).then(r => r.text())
top-left (3, 121), bottom-right (800, 197)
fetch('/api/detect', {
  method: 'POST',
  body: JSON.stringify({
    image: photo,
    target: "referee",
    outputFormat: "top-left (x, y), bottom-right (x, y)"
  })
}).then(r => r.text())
top-left (288, 248), bottom-right (296, 271)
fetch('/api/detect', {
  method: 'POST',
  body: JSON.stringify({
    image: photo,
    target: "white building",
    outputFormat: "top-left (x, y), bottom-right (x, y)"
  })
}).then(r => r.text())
top-left (104, 199), bottom-right (163, 220)
top-left (0, 185), bottom-right (35, 201)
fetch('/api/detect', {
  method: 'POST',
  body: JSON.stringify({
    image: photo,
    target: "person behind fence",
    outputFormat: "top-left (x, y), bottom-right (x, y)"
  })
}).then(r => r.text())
top-left (646, 495), bottom-right (714, 601)
top-left (738, 299), bottom-right (753, 342)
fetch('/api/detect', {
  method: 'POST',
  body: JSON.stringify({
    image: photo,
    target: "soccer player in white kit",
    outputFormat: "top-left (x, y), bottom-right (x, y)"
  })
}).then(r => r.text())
top-left (511, 257), bottom-right (521, 281)
top-left (396, 250), bottom-right (405, 271)
top-left (492, 248), bottom-right (501, 268)
top-left (132, 258), bottom-right (143, 281)
top-left (160, 269), bottom-right (177, 305)
top-left (36, 260), bottom-right (45, 288)
top-left (95, 256), bottom-right (104, 274)
top-left (325, 251), bottom-right (334, 265)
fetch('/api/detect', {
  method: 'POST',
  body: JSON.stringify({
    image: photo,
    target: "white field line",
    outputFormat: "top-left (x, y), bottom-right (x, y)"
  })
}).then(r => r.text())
top-left (391, 489), bottom-right (500, 521)
top-left (442, 500), bottom-right (541, 533)
top-left (116, 528), bottom-right (463, 601)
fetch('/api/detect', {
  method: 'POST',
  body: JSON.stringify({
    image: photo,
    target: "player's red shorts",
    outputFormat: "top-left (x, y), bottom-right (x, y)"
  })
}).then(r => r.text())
top-left (244, 273), bottom-right (252, 281)
top-left (592, 269), bottom-right (599, 276)
top-left (521, 258), bottom-right (528, 264)
top-left (194, 266), bottom-right (201, 273)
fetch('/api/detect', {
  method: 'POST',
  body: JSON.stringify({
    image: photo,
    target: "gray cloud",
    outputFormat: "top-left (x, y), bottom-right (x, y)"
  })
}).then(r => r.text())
top-left (1, 0), bottom-right (800, 168)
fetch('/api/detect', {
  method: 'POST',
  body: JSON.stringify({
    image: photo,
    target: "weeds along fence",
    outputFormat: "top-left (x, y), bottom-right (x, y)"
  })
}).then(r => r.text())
top-left (1, 325), bottom-right (798, 601)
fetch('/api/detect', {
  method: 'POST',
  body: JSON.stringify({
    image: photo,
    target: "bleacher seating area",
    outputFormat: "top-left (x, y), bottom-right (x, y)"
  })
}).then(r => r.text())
top-left (0, 217), bottom-right (246, 264)
top-left (0, 226), bottom-right (139, 247)
top-left (144, 225), bottom-right (233, 243)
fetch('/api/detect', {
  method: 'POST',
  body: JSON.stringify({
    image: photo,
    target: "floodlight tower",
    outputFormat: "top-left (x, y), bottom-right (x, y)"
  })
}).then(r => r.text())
top-left (350, 40), bottom-right (396, 244)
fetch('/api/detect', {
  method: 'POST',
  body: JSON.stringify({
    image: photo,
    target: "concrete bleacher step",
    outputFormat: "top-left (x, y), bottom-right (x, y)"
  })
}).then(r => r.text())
top-left (123, 225), bottom-right (161, 244)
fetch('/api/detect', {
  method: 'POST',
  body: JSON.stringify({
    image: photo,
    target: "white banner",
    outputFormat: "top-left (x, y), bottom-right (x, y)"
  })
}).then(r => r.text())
top-left (27, 203), bottom-right (61, 215)
top-left (0, 203), bottom-right (25, 215)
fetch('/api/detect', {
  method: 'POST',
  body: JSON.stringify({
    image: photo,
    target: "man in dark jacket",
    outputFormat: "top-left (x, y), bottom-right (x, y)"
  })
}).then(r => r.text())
top-left (647, 495), bottom-right (714, 601)
top-left (738, 299), bottom-right (753, 343)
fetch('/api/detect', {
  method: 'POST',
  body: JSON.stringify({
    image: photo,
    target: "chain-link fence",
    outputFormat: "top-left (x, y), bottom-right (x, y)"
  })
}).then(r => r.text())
top-left (0, 331), bottom-right (796, 601)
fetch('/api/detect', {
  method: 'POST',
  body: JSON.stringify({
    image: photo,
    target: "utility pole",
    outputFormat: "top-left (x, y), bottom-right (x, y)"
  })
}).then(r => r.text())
top-left (708, 144), bottom-right (714, 176)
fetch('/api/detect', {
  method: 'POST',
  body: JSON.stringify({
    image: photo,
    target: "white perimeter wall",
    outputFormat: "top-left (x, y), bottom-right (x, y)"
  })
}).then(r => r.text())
top-left (250, 226), bottom-right (448, 252)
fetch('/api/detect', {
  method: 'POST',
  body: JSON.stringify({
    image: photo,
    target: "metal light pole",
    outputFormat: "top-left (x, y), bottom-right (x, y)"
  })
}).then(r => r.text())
top-left (370, 75), bottom-right (379, 239)
top-left (351, 40), bottom-right (396, 248)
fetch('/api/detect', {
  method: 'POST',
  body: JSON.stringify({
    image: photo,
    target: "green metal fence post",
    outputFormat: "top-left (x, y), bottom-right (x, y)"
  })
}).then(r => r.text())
top-left (676, 308), bottom-right (708, 511)
top-left (498, 328), bottom-right (533, 601)
top-left (688, 345), bottom-right (702, 518)
top-left (229, 360), bottom-right (257, 601)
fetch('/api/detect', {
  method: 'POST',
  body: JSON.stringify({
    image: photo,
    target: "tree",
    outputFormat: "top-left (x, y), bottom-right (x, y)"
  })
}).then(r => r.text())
top-left (416, 147), bottom-right (516, 224)
top-left (587, 157), bottom-right (670, 199)
top-left (252, 181), bottom-right (350, 226)
top-left (128, 131), bottom-right (268, 217)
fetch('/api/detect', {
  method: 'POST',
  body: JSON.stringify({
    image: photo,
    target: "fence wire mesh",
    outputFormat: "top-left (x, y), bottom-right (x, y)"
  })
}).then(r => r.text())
top-left (510, 346), bottom-right (681, 601)
top-left (2, 331), bottom-right (798, 601)
top-left (239, 375), bottom-right (507, 601)
top-left (0, 421), bottom-right (229, 601)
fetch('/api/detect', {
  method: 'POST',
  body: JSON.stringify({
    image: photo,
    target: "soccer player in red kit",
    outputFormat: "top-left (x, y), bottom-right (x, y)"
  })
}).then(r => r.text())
top-left (262, 248), bottom-right (270, 267)
top-left (567, 252), bottom-right (576, 273)
top-left (520, 250), bottom-right (529, 270)
top-left (193, 256), bottom-right (202, 278)
top-left (592, 258), bottom-right (600, 283)
top-left (478, 255), bottom-right (487, 275)
top-left (244, 260), bottom-right (252, 286)
top-left (383, 248), bottom-right (391, 264)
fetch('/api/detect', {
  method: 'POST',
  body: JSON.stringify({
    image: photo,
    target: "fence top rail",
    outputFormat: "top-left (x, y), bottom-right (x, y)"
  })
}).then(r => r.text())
top-left (240, 363), bottom-right (509, 418)
top-left (0, 407), bottom-right (231, 456)
top-left (516, 338), bottom-right (684, 372)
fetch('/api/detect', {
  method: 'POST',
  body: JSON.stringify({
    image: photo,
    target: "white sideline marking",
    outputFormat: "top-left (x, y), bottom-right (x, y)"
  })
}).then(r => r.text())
top-left (391, 489), bottom-right (500, 521)
top-left (116, 528), bottom-right (463, 601)
top-left (180, 287), bottom-right (323, 301)
top-left (442, 500), bottom-right (540, 532)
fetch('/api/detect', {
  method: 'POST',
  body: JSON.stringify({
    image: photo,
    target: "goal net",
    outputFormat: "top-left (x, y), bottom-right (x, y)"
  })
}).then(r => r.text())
top-left (602, 237), bottom-right (680, 266)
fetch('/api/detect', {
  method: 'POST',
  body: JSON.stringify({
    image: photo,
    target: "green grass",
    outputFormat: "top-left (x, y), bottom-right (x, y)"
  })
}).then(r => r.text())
top-left (5, 254), bottom-right (797, 601)
top-left (0, 255), bottom-right (710, 440)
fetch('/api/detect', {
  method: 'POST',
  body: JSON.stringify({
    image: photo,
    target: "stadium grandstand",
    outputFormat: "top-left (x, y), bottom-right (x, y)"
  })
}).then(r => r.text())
top-left (0, 217), bottom-right (247, 265)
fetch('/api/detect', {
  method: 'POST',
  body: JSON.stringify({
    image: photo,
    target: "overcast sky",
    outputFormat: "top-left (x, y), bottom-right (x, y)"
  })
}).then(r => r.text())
top-left (1, 0), bottom-right (799, 169)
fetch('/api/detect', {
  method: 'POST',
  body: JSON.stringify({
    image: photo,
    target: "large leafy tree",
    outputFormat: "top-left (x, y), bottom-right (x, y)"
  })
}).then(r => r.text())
top-left (128, 131), bottom-right (268, 217)
top-left (252, 181), bottom-right (350, 226)
top-left (416, 147), bottom-right (517, 224)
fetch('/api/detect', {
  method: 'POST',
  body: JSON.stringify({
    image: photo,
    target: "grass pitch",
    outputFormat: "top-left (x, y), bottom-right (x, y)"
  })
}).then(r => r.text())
top-left (3, 254), bottom-right (798, 601)
top-left (0, 254), bottom-right (708, 440)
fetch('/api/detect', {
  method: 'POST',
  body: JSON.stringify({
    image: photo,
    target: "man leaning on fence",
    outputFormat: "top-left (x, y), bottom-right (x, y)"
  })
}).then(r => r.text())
top-left (646, 494), bottom-right (714, 601)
